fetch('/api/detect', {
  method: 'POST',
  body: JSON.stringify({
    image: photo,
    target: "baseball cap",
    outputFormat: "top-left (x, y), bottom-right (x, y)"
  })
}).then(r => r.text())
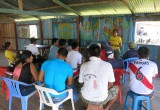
top-left (30, 37), bottom-right (37, 43)
top-left (105, 46), bottom-right (114, 58)
top-left (129, 42), bottom-right (136, 49)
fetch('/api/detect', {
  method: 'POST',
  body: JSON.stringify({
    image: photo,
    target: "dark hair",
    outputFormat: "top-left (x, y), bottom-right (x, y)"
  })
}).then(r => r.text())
top-left (89, 44), bottom-right (101, 57)
top-left (57, 48), bottom-right (68, 57)
top-left (52, 38), bottom-right (58, 44)
top-left (21, 50), bottom-right (32, 64)
top-left (2, 42), bottom-right (11, 49)
top-left (59, 39), bottom-right (66, 47)
top-left (113, 29), bottom-right (119, 33)
top-left (71, 42), bottom-right (79, 49)
top-left (138, 46), bottom-right (149, 58)
top-left (68, 39), bottom-right (73, 46)
top-left (30, 37), bottom-right (37, 43)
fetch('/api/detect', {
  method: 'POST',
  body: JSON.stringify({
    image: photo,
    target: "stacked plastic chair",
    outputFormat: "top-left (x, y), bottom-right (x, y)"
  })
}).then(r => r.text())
top-left (123, 57), bottom-right (139, 84)
top-left (124, 90), bottom-right (150, 110)
top-left (113, 69), bottom-right (126, 105)
top-left (35, 85), bottom-right (75, 110)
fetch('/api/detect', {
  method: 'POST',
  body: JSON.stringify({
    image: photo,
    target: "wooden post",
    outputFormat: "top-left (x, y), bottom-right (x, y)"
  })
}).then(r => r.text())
top-left (39, 19), bottom-right (43, 45)
top-left (77, 16), bottom-right (81, 46)
top-left (14, 22), bottom-right (18, 50)
top-left (18, 0), bottom-right (23, 10)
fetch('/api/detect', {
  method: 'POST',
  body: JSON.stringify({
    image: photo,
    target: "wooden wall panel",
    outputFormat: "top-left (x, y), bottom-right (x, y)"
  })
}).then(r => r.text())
top-left (0, 23), bottom-right (17, 50)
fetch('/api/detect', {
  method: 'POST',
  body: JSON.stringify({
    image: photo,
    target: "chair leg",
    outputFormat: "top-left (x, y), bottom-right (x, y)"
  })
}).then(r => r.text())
top-left (39, 102), bottom-right (44, 110)
top-left (119, 89), bottom-right (122, 105)
top-left (133, 98), bottom-right (139, 110)
top-left (9, 95), bottom-right (12, 110)
top-left (71, 98), bottom-right (75, 110)
top-left (147, 98), bottom-right (151, 110)
top-left (124, 94), bottom-right (129, 110)
top-left (21, 98), bottom-right (28, 110)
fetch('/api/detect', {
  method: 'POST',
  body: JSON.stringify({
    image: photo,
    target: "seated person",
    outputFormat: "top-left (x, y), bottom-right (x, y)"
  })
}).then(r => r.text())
top-left (7, 50), bottom-right (22, 72)
top-left (79, 44), bottom-right (118, 110)
top-left (26, 37), bottom-right (45, 64)
top-left (66, 39), bottom-right (73, 51)
top-left (66, 42), bottom-right (82, 76)
top-left (38, 48), bottom-right (78, 108)
top-left (48, 38), bottom-right (59, 60)
top-left (59, 39), bottom-right (66, 48)
top-left (13, 50), bottom-right (38, 96)
top-left (26, 37), bottom-right (40, 57)
top-left (122, 42), bottom-right (138, 60)
top-left (2, 42), bottom-right (16, 65)
top-left (106, 47), bottom-right (125, 69)
top-left (129, 46), bottom-right (158, 99)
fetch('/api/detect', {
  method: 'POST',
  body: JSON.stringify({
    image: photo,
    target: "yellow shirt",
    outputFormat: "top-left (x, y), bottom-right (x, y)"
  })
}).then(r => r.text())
top-left (109, 36), bottom-right (122, 51)
top-left (5, 50), bottom-right (16, 64)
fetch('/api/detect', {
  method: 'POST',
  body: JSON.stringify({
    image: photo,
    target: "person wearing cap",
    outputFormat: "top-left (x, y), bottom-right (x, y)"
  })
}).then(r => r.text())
top-left (26, 37), bottom-right (40, 57)
top-left (79, 44), bottom-right (118, 110)
top-left (122, 42), bottom-right (138, 60)
top-left (109, 29), bottom-right (122, 59)
top-left (106, 46), bottom-right (125, 69)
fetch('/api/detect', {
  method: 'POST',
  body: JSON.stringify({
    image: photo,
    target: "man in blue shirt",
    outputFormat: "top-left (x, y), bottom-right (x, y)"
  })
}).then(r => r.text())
top-left (48, 38), bottom-right (59, 60)
top-left (39, 48), bottom-right (78, 107)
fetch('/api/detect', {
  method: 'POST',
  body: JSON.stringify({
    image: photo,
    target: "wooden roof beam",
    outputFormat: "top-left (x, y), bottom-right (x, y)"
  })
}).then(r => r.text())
top-left (51, 0), bottom-right (80, 16)
top-left (18, 0), bottom-right (23, 10)
top-left (122, 0), bottom-right (134, 15)
top-left (0, 8), bottom-right (77, 16)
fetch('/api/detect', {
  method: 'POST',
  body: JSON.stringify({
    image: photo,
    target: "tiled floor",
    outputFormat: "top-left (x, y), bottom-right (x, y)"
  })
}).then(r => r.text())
top-left (0, 50), bottom-right (160, 110)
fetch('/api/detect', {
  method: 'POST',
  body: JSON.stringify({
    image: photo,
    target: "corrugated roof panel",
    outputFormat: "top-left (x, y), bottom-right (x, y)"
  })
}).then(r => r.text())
top-left (71, 1), bottom-right (131, 16)
top-left (129, 0), bottom-right (158, 14)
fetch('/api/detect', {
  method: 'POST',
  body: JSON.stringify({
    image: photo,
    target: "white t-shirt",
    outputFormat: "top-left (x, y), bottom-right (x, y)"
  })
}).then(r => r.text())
top-left (129, 59), bottom-right (158, 95)
top-left (26, 44), bottom-right (40, 56)
top-left (66, 50), bottom-right (82, 70)
top-left (79, 57), bottom-right (115, 102)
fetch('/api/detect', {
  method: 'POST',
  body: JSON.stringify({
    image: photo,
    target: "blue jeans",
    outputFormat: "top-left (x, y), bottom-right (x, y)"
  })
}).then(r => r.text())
top-left (51, 85), bottom-right (78, 109)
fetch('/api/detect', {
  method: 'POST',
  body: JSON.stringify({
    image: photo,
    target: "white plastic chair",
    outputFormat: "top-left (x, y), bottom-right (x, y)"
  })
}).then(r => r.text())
top-left (35, 85), bottom-right (75, 110)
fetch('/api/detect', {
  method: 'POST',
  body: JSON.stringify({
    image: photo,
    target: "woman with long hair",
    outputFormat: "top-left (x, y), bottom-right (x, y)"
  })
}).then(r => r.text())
top-left (13, 50), bottom-right (38, 96)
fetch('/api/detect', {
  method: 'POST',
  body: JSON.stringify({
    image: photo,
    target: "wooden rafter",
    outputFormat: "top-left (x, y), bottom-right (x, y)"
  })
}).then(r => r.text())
top-left (122, 0), bottom-right (134, 15)
top-left (18, 0), bottom-right (23, 10)
top-left (0, 8), bottom-right (77, 16)
top-left (0, 1), bottom-right (18, 9)
top-left (51, 0), bottom-right (80, 16)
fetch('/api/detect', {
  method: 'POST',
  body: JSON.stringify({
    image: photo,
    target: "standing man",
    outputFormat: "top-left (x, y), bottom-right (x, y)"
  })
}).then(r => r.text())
top-left (79, 44), bottom-right (118, 110)
top-left (109, 29), bottom-right (122, 59)
top-left (129, 46), bottom-right (158, 98)
top-left (48, 38), bottom-right (59, 60)
top-left (66, 42), bottom-right (82, 76)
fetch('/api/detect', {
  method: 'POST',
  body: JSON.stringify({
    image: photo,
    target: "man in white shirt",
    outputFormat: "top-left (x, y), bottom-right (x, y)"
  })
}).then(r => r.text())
top-left (66, 42), bottom-right (82, 76)
top-left (26, 37), bottom-right (40, 56)
top-left (79, 44), bottom-right (118, 110)
top-left (129, 46), bottom-right (158, 98)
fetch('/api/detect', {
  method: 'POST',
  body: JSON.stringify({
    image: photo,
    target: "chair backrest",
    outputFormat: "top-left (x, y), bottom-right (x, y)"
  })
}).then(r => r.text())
top-left (2, 77), bottom-right (30, 97)
top-left (0, 66), bottom-right (7, 77)
top-left (113, 69), bottom-right (126, 86)
top-left (35, 85), bottom-right (71, 107)
top-left (123, 57), bottom-right (139, 72)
